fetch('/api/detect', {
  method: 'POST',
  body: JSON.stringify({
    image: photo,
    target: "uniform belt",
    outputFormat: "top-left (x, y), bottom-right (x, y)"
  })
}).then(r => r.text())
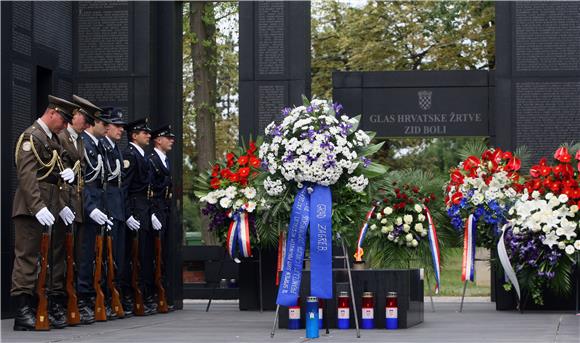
top-left (39, 175), bottom-right (59, 185)
top-left (107, 180), bottom-right (121, 186)
top-left (129, 190), bottom-right (149, 198)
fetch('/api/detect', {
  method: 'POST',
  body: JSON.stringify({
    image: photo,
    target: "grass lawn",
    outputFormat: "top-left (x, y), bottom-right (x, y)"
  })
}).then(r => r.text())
top-left (427, 247), bottom-right (491, 297)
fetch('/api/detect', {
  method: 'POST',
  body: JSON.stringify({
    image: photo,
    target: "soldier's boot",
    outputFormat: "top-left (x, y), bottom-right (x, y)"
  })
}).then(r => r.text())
top-left (144, 291), bottom-right (157, 316)
top-left (13, 294), bottom-right (36, 331)
top-left (121, 292), bottom-right (134, 318)
top-left (77, 296), bottom-right (95, 325)
top-left (49, 300), bottom-right (68, 329)
top-left (106, 300), bottom-right (118, 320)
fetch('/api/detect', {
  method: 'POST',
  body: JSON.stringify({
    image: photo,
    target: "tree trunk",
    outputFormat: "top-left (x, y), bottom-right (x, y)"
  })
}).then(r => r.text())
top-left (191, 1), bottom-right (218, 245)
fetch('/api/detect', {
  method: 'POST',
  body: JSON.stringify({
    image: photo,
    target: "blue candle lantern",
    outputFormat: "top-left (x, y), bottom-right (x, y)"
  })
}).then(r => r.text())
top-left (305, 296), bottom-right (319, 338)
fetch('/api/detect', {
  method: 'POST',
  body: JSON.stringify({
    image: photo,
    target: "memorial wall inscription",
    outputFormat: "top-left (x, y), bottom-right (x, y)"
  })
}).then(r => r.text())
top-left (78, 2), bottom-right (129, 72)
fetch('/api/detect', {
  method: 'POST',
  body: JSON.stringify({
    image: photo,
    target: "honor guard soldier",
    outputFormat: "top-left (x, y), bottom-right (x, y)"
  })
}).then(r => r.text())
top-left (11, 95), bottom-right (78, 331)
top-left (99, 107), bottom-right (127, 319)
top-left (54, 103), bottom-right (90, 327)
top-left (73, 95), bottom-right (114, 325)
top-left (122, 118), bottom-right (159, 316)
top-left (149, 125), bottom-right (175, 311)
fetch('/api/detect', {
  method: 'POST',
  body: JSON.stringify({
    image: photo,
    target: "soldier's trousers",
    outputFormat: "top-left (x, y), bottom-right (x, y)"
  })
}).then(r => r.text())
top-left (77, 218), bottom-right (101, 295)
top-left (11, 216), bottom-right (45, 296)
top-left (51, 218), bottom-right (69, 297)
top-left (123, 195), bottom-right (154, 296)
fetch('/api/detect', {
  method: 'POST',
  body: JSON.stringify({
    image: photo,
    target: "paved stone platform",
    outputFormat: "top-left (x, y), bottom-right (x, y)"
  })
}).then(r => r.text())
top-left (1, 301), bottom-right (578, 343)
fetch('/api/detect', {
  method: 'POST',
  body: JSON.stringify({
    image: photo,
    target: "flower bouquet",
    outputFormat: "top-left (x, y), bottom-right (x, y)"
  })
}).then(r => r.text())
top-left (445, 148), bottom-right (524, 249)
top-left (195, 141), bottom-right (264, 259)
top-left (500, 146), bottom-right (580, 305)
top-left (364, 170), bottom-right (448, 292)
top-left (258, 96), bottom-right (387, 306)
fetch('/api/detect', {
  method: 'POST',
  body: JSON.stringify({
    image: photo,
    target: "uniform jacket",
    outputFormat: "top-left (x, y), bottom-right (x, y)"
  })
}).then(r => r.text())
top-left (122, 143), bottom-right (152, 220)
top-left (12, 122), bottom-right (66, 218)
top-left (100, 137), bottom-right (126, 221)
top-left (57, 128), bottom-right (85, 223)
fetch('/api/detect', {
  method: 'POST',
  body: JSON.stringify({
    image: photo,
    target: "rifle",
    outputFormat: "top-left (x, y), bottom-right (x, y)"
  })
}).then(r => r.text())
top-left (101, 175), bottom-right (124, 318)
top-left (65, 221), bottom-right (80, 325)
top-left (154, 229), bottom-right (168, 313)
top-left (106, 228), bottom-right (124, 317)
top-left (35, 225), bottom-right (51, 331)
top-left (131, 230), bottom-right (145, 315)
top-left (94, 222), bottom-right (106, 321)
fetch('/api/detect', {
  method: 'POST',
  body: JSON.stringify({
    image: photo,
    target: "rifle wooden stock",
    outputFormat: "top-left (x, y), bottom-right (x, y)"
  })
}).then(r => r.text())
top-left (94, 229), bottom-right (106, 321)
top-left (35, 227), bottom-right (51, 331)
top-left (106, 233), bottom-right (124, 317)
top-left (65, 225), bottom-right (80, 325)
top-left (131, 232), bottom-right (145, 315)
top-left (154, 234), bottom-right (168, 313)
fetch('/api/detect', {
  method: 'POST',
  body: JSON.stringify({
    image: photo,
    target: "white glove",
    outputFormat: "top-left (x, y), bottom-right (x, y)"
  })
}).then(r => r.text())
top-left (89, 208), bottom-right (113, 226)
top-left (60, 168), bottom-right (75, 184)
top-left (151, 214), bottom-right (162, 231)
top-left (126, 216), bottom-right (141, 231)
top-left (59, 206), bottom-right (75, 226)
top-left (35, 207), bottom-right (55, 226)
top-left (106, 225), bottom-right (112, 232)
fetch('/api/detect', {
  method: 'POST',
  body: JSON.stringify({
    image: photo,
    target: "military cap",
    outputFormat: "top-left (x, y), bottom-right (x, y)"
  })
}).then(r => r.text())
top-left (47, 95), bottom-right (78, 123)
top-left (125, 118), bottom-right (151, 134)
top-left (101, 107), bottom-right (127, 126)
top-left (151, 124), bottom-right (175, 139)
top-left (72, 94), bottom-right (110, 125)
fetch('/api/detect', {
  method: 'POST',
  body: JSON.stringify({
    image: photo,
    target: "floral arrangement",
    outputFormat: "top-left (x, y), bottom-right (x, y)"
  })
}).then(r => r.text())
top-left (502, 146), bottom-right (580, 304)
top-left (365, 170), bottom-right (450, 291)
top-left (257, 97), bottom-right (387, 245)
top-left (445, 148), bottom-right (523, 248)
top-left (195, 142), bottom-right (264, 256)
top-left (367, 183), bottom-right (435, 250)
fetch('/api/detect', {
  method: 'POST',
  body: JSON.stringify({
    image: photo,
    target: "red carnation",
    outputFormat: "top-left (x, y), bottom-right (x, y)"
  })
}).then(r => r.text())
top-left (250, 156), bottom-right (261, 169)
top-left (229, 173), bottom-right (240, 183)
top-left (239, 167), bottom-right (250, 178)
top-left (238, 155), bottom-right (249, 166)
top-left (210, 178), bottom-right (221, 189)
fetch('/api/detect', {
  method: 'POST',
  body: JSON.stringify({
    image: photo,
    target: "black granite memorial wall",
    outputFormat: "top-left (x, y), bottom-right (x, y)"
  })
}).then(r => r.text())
top-left (1, 1), bottom-right (183, 318)
top-left (239, 1), bottom-right (311, 140)
top-left (495, 1), bottom-right (580, 162)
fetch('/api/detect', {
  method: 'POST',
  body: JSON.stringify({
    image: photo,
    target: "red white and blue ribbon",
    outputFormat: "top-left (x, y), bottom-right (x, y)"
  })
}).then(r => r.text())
top-left (226, 209), bottom-right (252, 259)
top-left (354, 205), bottom-right (377, 261)
top-left (497, 223), bottom-right (520, 300)
top-left (423, 205), bottom-right (441, 294)
top-left (461, 214), bottom-right (477, 282)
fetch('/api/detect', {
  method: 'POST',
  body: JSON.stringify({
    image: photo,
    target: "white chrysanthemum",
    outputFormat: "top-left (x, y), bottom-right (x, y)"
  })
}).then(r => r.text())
top-left (558, 194), bottom-right (569, 203)
top-left (565, 245), bottom-right (575, 255)
top-left (243, 187), bottom-right (257, 199)
top-left (220, 197), bottom-right (232, 209)
top-left (246, 201), bottom-right (257, 213)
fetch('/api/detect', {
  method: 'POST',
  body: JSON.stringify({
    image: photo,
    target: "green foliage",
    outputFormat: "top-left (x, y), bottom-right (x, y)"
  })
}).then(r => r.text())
top-left (311, 0), bottom-right (495, 98)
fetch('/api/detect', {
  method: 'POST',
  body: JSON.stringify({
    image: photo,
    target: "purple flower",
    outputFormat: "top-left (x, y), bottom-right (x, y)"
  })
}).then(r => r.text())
top-left (306, 105), bottom-right (314, 113)
top-left (333, 103), bottom-right (343, 114)
top-left (281, 107), bottom-right (291, 117)
top-left (270, 125), bottom-right (283, 137)
top-left (339, 122), bottom-right (352, 136)
top-left (361, 156), bottom-right (371, 168)
top-left (283, 152), bottom-right (295, 163)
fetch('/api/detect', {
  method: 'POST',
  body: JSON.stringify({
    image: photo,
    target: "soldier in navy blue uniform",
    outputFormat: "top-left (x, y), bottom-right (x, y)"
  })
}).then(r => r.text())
top-left (149, 125), bottom-right (175, 310)
top-left (122, 118), bottom-right (158, 315)
top-left (73, 95), bottom-right (113, 325)
top-left (99, 107), bottom-right (127, 319)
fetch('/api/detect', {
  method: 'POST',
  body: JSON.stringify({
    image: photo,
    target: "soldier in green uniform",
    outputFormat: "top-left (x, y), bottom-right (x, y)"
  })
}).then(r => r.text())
top-left (53, 104), bottom-right (91, 326)
top-left (11, 96), bottom-right (78, 331)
